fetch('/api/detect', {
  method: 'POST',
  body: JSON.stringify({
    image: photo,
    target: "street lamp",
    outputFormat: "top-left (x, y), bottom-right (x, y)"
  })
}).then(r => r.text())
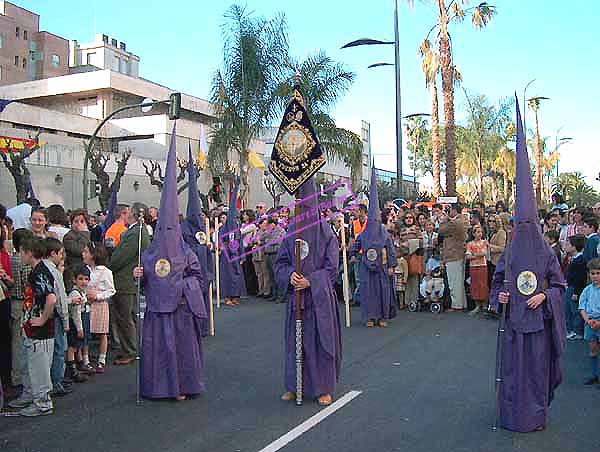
top-left (341, 0), bottom-right (403, 199)
top-left (404, 113), bottom-right (430, 200)
top-left (554, 135), bottom-right (573, 178)
top-left (82, 93), bottom-right (181, 210)
top-left (522, 78), bottom-right (536, 132)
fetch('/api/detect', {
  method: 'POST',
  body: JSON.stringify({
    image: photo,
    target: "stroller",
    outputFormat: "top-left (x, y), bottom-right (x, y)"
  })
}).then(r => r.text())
top-left (408, 257), bottom-right (446, 314)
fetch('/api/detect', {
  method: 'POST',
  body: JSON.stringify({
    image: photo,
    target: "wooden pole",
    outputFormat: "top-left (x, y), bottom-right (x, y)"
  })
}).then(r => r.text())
top-left (206, 216), bottom-right (215, 336)
top-left (340, 223), bottom-right (351, 327)
top-left (214, 217), bottom-right (220, 308)
top-left (208, 282), bottom-right (214, 336)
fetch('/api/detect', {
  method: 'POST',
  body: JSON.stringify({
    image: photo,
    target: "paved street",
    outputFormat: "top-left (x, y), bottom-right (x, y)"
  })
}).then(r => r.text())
top-left (2, 298), bottom-right (598, 452)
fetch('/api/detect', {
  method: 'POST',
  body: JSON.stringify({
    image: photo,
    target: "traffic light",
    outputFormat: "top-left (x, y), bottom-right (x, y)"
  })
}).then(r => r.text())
top-left (88, 180), bottom-right (100, 199)
top-left (168, 92), bottom-right (181, 120)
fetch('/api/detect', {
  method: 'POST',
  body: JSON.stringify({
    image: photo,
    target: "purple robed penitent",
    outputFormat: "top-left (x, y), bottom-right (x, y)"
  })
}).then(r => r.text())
top-left (140, 125), bottom-right (207, 399)
top-left (219, 177), bottom-right (245, 298)
top-left (352, 166), bottom-right (396, 322)
top-left (274, 179), bottom-right (342, 399)
top-left (489, 98), bottom-right (566, 432)
top-left (181, 142), bottom-right (213, 336)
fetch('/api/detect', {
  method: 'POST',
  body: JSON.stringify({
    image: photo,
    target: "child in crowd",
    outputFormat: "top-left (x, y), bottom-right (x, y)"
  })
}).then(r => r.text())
top-left (66, 266), bottom-right (91, 383)
top-left (565, 235), bottom-right (587, 341)
top-left (82, 244), bottom-right (115, 373)
top-left (579, 258), bottom-right (600, 385)
top-left (544, 230), bottom-right (562, 263)
top-left (8, 228), bottom-right (34, 389)
top-left (9, 238), bottom-right (56, 417)
top-left (420, 257), bottom-right (445, 305)
top-left (465, 224), bottom-right (489, 316)
top-left (422, 220), bottom-right (438, 263)
top-left (582, 216), bottom-right (599, 264)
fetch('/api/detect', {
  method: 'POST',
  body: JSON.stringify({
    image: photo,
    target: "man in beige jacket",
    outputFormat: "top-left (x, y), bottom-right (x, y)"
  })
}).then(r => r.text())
top-left (439, 204), bottom-right (467, 311)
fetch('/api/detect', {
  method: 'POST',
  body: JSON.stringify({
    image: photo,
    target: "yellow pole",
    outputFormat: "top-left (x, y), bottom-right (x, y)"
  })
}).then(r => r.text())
top-left (206, 216), bottom-right (215, 336)
top-left (214, 217), bottom-right (220, 308)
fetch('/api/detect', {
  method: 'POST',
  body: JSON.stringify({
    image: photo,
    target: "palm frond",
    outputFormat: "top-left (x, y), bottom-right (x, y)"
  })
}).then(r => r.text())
top-left (471, 2), bottom-right (496, 29)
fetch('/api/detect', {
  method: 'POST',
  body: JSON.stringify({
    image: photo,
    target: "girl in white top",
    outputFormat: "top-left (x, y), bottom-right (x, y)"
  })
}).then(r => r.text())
top-left (82, 243), bottom-right (115, 372)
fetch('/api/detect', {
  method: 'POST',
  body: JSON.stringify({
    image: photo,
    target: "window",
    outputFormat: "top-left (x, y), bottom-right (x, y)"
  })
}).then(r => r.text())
top-left (0, 34), bottom-right (3, 49)
top-left (23, 30), bottom-right (28, 40)
top-left (0, 66), bottom-right (3, 81)
top-left (86, 52), bottom-right (95, 64)
top-left (22, 58), bottom-right (26, 69)
top-left (14, 55), bottom-right (19, 66)
top-left (113, 56), bottom-right (119, 71)
top-left (51, 54), bottom-right (60, 67)
top-left (16, 27), bottom-right (20, 38)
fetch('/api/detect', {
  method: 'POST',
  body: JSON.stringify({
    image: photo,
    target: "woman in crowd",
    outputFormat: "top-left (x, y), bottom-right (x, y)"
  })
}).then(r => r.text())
top-left (47, 205), bottom-right (70, 241)
top-left (487, 214), bottom-right (507, 288)
top-left (240, 210), bottom-right (258, 296)
top-left (399, 211), bottom-right (422, 306)
top-left (63, 209), bottom-right (91, 290)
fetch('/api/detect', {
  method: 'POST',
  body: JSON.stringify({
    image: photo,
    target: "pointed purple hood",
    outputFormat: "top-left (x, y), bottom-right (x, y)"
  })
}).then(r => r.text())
top-left (185, 141), bottom-right (204, 231)
top-left (290, 178), bottom-right (334, 275)
top-left (503, 96), bottom-right (560, 333)
top-left (361, 165), bottom-right (385, 250)
top-left (222, 176), bottom-right (240, 235)
top-left (141, 124), bottom-right (190, 310)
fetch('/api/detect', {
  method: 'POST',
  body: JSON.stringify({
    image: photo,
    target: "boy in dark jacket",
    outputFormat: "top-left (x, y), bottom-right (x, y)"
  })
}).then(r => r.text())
top-left (565, 234), bottom-right (587, 340)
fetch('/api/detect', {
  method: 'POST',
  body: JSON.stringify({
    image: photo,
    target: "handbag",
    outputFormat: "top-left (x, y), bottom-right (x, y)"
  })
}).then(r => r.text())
top-left (408, 253), bottom-right (424, 276)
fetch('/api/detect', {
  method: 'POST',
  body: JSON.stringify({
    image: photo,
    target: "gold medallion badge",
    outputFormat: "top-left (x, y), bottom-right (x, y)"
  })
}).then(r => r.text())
top-left (517, 271), bottom-right (537, 296)
top-left (154, 259), bottom-right (171, 278)
top-left (366, 248), bottom-right (378, 262)
top-left (195, 231), bottom-right (206, 245)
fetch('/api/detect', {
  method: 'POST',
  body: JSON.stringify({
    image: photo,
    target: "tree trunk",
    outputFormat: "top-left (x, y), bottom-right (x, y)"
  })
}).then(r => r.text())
top-left (431, 80), bottom-right (442, 198)
top-left (503, 170), bottom-right (509, 206)
top-left (477, 144), bottom-right (484, 203)
top-left (534, 110), bottom-right (542, 206)
top-left (438, 1), bottom-right (456, 196)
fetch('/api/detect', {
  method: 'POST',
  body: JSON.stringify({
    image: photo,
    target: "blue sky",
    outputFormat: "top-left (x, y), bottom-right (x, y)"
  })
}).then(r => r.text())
top-left (20, 0), bottom-right (600, 189)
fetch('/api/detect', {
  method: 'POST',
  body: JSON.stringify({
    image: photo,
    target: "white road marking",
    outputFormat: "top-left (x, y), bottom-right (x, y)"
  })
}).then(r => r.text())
top-left (257, 390), bottom-right (362, 452)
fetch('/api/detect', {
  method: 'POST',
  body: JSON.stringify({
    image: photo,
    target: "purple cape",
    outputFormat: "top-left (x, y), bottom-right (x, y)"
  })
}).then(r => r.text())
top-left (274, 179), bottom-right (342, 398)
top-left (489, 98), bottom-right (565, 432)
top-left (140, 124), bottom-right (206, 399)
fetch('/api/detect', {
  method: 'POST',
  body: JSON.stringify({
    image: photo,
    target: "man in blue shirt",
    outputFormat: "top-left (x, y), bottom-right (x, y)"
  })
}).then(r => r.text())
top-left (578, 258), bottom-right (600, 386)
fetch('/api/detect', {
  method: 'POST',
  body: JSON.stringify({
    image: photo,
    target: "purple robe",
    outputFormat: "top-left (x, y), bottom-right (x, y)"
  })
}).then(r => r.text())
top-left (488, 98), bottom-right (566, 432)
top-left (218, 178), bottom-right (245, 298)
top-left (139, 124), bottom-right (206, 399)
top-left (352, 230), bottom-right (397, 322)
top-left (275, 231), bottom-right (342, 399)
top-left (141, 246), bottom-right (207, 399)
top-left (490, 253), bottom-right (565, 432)
top-left (182, 220), bottom-right (213, 337)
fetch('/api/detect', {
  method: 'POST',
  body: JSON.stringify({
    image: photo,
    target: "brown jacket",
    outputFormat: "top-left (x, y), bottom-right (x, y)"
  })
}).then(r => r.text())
top-left (488, 229), bottom-right (507, 266)
top-left (439, 215), bottom-right (467, 262)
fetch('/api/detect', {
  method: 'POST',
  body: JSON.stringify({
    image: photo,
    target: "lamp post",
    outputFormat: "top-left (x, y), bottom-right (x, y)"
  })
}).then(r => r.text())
top-left (522, 78), bottom-right (536, 132)
top-left (554, 134), bottom-right (573, 178)
top-left (82, 93), bottom-right (181, 210)
top-left (342, 0), bottom-right (403, 199)
top-left (404, 113), bottom-right (430, 201)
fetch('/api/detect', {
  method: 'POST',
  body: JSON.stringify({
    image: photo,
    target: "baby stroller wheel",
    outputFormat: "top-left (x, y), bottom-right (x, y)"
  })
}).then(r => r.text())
top-left (408, 301), bottom-right (419, 312)
top-left (430, 302), bottom-right (442, 314)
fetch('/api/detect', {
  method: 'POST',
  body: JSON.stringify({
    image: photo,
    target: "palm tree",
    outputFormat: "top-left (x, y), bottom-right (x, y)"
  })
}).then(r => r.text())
top-left (276, 52), bottom-right (364, 189)
top-left (405, 115), bottom-right (429, 200)
top-left (492, 146), bottom-right (516, 206)
top-left (209, 5), bottom-right (288, 203)
top-left (527, 97), bottom-right (546, 205)
top-left (420, 1), bottom-right (496, 196)
top-left (419, 39), bottom-right (442, 197)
